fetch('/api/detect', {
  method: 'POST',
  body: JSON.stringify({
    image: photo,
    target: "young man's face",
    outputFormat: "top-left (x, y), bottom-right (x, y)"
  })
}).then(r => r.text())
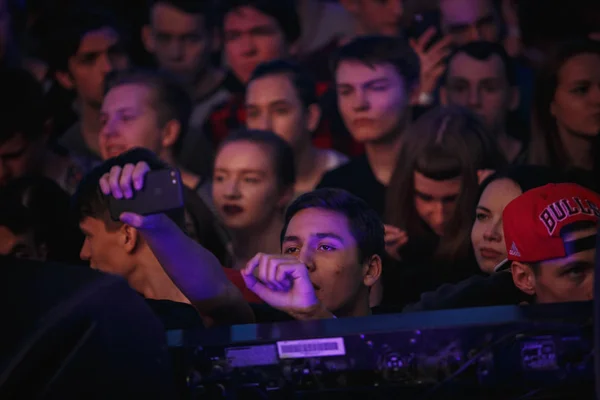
top-left (442, 52), bottom-right (518, 134)
top-left (223, 6), bottom-right (290, 84)
top-left (342, 0), bottom-right (403, 37)
top-left (0, 225), bottom-right (45, 261)
top-left (79, 216), bottom-right (134, 277)
top-left (0, 133), bottom-right (45, 187)
top-left (413, 172), bottom-right (462, 237)
top-left (440, 0), bottom-right (500, 46)
top-left (99, 84), bottom-right (167, 160)
top-left (144, 3), bottom-right (212, 84)
top-left (246, 73), bottom-right (311, 151)
top-left (281, 207), bottom-right (379, 315)
top-left (528, 226), bottom-right (596, 304)
top-left (62, 27), bottom-right (130, 108)
top-left (335, 61), bottom-right (409, 143)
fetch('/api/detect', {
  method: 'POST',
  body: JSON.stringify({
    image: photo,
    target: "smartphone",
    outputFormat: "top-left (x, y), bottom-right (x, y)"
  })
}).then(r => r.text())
top-left (407, 10), bottom-right (443, 50)
top-left (108, 168), bottom-right (185, 221)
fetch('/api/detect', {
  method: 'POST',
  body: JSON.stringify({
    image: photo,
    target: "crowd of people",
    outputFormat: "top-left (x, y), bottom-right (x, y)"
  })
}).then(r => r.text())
top-left (1, 0), bottom-right (599, 333)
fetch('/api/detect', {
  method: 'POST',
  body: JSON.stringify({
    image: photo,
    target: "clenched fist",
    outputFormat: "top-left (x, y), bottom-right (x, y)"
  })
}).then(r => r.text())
top-left (241, 253), bottom-right (334, 320)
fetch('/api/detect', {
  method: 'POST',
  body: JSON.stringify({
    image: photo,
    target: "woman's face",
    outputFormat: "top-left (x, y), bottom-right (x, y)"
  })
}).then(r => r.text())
top-left (212, 141), bottom-right (284, 231)
top-left (471, 178), bottom-right (522, 274)
top-left (551, 53), bottom-right (600, 138)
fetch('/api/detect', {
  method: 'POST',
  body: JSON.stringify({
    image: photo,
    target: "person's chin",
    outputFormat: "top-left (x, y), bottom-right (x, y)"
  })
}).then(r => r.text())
top-left (350, 128), bottom-right (386, 143)
top-left (222, 214), bottom-right (251, 230)
top-left (477, 257), bottom-right (497, 275)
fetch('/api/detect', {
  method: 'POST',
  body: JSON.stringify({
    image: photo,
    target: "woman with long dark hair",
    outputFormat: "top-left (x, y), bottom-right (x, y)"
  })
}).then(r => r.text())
top-left (386, 106), bottom-right (507, 263)
top-left (381, 106), bottom-right (507, 307)
top-left (529, 39), bottom-right (600, 175)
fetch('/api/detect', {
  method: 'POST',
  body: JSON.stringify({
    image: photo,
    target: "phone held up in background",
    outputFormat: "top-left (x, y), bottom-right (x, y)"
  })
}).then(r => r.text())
top-left (407, 10), bottom-right (443, 50)
top-left (108, 168), bottom-right (185, 221)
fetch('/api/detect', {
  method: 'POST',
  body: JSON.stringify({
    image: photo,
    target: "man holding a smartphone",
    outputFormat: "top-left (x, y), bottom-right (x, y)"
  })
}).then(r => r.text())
top-left (99, 159), bottom-right (385, 321)
top-left (73, 149), bottom-right (254, 329)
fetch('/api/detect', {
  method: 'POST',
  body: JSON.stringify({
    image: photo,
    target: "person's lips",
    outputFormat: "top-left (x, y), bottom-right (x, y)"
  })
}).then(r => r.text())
top-left (352, 118), bottom-right (375, 128)
top-left (479, 247), bottom-right (503, 260)
top-left (222, 204), bottom-right (244, 216)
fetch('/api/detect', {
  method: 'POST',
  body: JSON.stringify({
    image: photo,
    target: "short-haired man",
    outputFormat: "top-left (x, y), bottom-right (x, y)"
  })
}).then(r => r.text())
top-left (318, 36), bottom-right (419, 217)
top-left (413, 0), bottom-right (526, 110)
top-left (142, 0), bottom-right (226, 175)
top-left (203, 0), bottom-right (301, 147)
top-left (0, 68), bottom-right (89, 193)
top-left (100, 69), bottom-right (196, 185)
top-left (74, 148), bottom-right (253, 329)
top-left (439, 0), bottom-right (503, 47)
top-left (99, 69), bottom-right (232, 265)
top-left (245, 59), bottom-right (349, 195)
top-left (440, 41), bottom-right (525, 163)
top-left (241, 188), bottom-right (384, 319)
top-left (505, 183), bottom-right (598, 303)
top-left (339, 0), bottom-right (404, 37)
top-left (48, 8), bottom-right (130, 162)
top-left (0, 176), bottom-right (83, 264)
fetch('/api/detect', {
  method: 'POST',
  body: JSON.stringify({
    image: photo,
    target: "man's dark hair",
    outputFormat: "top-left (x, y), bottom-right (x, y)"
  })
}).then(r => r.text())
top-left (0, 176), bottom-right (83, 263)
top-left (219, 0), bottom-right (301, 44)
top-left (44, 7), bottom-right (128, 74)
top-left (250, 59), bottom-right (318, 109)
top-left (0, 68), bottom-right (46, 144)
top-left (282, 188), bottom-right (385, 263)
top-left (330, 36), bottom-right (420, 89)
top-left (444, 41), bottom-right (517, 85)
top-left (72, 148), bottom-right (185, 230)
top-left (105, 68), bottom-right (193, 156)
top-left (147, 0), bottom-right (215, 31)
top-left (218, 129), bottom-right (296, 189)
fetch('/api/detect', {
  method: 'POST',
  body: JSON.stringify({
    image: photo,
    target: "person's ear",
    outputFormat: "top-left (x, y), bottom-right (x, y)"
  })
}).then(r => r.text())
top-left (511, 261), bottom-right (536, 296)
top-left (121, 224), bottom-right (140, 254)
top-left (55, 70), bottom-right (75, 90)
top-left (305, 103), bottom-right (322, 133)
top-left (363, 254), bottom-right (382, 287)
top-left (161, 120), bottom-right (181, 150)
top-left (141, 25), bottom-right (155, 53)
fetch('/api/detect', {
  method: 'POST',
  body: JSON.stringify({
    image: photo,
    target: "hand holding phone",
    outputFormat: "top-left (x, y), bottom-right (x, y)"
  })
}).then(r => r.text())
top-left (408, 11), bottom-right (453, 96)
top-left (99, 162), bottom-right (184, 227)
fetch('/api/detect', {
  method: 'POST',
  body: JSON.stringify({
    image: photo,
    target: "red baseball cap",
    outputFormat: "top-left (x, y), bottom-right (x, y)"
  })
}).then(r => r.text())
top-left (494, 183), bottom-right (600, 272)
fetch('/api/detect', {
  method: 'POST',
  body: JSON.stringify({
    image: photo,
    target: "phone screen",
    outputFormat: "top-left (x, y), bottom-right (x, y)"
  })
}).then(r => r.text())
top-left (407, 11), bottom-right (443, 50)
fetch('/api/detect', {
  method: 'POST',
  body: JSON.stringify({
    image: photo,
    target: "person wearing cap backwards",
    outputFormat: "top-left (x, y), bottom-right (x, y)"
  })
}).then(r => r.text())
top-left (504, 183), bottom-right (599, 303)
top-left (404, 182), bottom-right (599, 312)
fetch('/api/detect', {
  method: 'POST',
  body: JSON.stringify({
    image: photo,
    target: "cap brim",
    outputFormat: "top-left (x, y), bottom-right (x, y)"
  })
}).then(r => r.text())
top-left (494, 258), bottom-right (511, 273)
